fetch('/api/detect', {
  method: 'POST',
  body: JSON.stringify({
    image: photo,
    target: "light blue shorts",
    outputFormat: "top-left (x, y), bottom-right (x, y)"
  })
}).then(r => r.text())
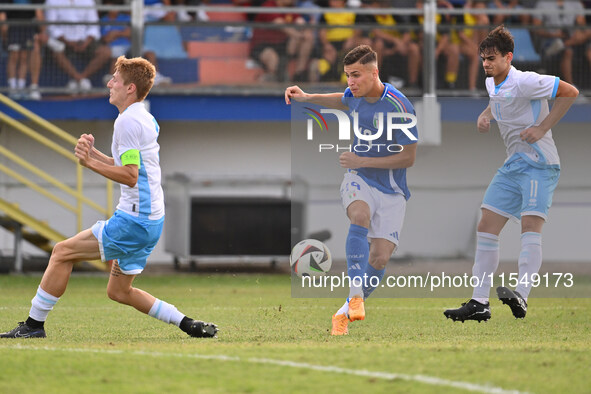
top-left (482, 155), bottom-right (560, 221)
top-left (92, 210), bottom-right (164, 275)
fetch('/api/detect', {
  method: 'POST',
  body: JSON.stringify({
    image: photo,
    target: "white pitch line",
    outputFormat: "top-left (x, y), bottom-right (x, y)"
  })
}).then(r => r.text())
top-left (0, 344), bottom-right (528, 394)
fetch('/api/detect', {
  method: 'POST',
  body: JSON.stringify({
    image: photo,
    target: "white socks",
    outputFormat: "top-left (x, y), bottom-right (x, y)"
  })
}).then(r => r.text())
top-left (515, 232), bottom-right (542, 300)
top-left (335, 299), bottom-right (349, 316)
top-left (148, 299), bottom-right (185, 326)
top-left (471, 232), bottom-right (500, 304)
top-left (29, 286), bottom-right (59, 322)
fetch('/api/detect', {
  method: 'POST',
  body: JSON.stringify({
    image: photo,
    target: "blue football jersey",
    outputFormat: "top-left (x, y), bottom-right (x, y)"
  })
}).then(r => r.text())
top-left (341, 83), bottom-right (418, 199)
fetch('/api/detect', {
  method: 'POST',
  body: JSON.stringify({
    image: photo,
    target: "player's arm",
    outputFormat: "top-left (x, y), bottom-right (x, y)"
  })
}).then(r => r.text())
top-left (285, 85), bottom-right (347, 110)
top-left (520, 80), bottom-right (578, 144)
top-left (89, 147), bottom-right (114, 165)
top-left (339, 143), bottom-right (417, 170)
top-left (77, 134), bottom-right (114, 165)
top-left (477, 104), bottom-right (492, 133)
top-left (81, 160), bottom-right (138, 189)
top-left (75, 137), bottom-right (138, 187)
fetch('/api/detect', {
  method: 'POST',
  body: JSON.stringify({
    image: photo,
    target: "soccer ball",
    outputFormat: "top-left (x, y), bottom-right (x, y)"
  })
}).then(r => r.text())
top-left (290, 239), bottom-right (332, 277)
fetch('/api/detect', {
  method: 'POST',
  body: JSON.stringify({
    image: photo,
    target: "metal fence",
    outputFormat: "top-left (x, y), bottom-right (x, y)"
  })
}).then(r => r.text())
top-left (1, 1), bottom-right (590, 99)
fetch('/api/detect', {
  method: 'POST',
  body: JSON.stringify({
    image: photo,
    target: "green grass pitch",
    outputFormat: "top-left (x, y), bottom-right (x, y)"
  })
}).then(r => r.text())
top-left (1, 274), bottom-right (589, 393)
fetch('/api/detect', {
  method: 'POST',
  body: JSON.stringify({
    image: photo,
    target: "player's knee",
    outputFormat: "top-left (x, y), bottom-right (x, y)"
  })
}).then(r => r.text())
top-left (107, 286), bottom-right (129, 305)
top-left (50, 240), bottom-right (72, 264)
top-left (349, 211), bottom-right (370, 227)
top-left (477, 218), bottom-right (499, 234)
top-left (369, 255), bottom-right (388, 270)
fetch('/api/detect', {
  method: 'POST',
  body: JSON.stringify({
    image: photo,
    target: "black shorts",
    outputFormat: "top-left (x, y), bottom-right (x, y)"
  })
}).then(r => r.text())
top-left (64, 40), bottom-right (104, 61)
top-left (7, 26), bottom-right (38, 51)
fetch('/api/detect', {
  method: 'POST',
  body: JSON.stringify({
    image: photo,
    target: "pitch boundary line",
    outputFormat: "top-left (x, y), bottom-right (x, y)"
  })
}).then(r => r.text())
top-left (1, 344), bottom-right (527, 394)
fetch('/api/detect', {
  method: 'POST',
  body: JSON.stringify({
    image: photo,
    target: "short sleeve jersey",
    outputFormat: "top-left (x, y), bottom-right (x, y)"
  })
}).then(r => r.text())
top-left (485, 66), bottom-right (560, 167)
top-left (112, 102), bottom-right (164, 220)
top-left (341, 83), bottom-right (418, 199)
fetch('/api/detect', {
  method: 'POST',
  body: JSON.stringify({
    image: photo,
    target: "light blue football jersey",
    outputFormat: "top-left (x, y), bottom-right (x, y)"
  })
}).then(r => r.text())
top-left (486, 66), bottom-right (560, 168)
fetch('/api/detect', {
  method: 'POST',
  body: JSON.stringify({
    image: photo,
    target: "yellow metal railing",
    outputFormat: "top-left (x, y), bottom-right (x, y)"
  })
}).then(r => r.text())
top-left (0, 93), bottom-right (113, 247)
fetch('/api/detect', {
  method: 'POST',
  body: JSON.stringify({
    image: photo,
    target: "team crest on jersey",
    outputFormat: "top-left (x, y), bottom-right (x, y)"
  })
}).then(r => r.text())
top-left (372, 112), bottom-right (380, 129)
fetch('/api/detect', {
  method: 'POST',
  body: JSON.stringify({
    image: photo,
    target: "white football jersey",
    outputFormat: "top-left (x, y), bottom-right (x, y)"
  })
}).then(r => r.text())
top-left (111, 102), bottom-right (164, 220)
top-left (485, 66), bottom-right (560, 167)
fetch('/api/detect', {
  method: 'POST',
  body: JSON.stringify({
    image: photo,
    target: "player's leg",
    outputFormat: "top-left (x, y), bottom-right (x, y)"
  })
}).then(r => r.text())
top-left (471, 208), bottom-right (508, 302)
top-left (332, 199), bottom-right (370, 331)
top-left (106, 260), bottom-right (217, 338)
top-left (443, 208), bottom-right (507, 323)
top-left (1, 229), bottom-right (101, 338)
top-left (516, 215), bottom-right (545, 300)
top-left (362, 239), bottom-right (395, 300)
top-left (362, 192), bottom-right (405, 300)
top-left (445, 165), bottom-right (521, 322)
top-left (332, 175), bottom-right (373, 335)
top-left (346, 199), bottom-right (371, 298)
top-left (498, 165), bottom-right (559, 318)
top-left (495, 215), bottom-right (543, 319)
top-left (103, 210), bottom-right (218, 338)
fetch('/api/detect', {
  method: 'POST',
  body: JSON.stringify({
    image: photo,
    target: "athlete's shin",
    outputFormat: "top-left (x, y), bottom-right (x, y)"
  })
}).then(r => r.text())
top-left (362, 263), bottom-right (385, 299)
top-left (29, 286), bottom-right (59, 322)
top-left (471, 232), bottom-right (500, 302)
top-left (516, 232), bottom-right (542, 300)
top-left (39, 246), bottom-right (75, 298)
top-left (346, 224), bottom-right (369, 298)
top-left (149, 299), bottom-right (185, 326)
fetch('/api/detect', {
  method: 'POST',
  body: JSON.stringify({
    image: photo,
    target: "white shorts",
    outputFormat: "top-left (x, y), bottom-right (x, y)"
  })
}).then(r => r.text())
top-left (340, 172), bottom-right (406, 247)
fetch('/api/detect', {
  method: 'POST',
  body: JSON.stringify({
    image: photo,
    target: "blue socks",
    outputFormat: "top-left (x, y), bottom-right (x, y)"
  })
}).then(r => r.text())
top-left (363, 264), bottom-right (385, 299)
top-left (346, 224), bottom-right (369, 298)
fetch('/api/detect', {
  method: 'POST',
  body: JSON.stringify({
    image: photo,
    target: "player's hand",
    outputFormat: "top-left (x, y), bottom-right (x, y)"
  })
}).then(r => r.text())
top-left (339, 152), bottom-right (362, 169)
top-left (477, 115), bottom-right (491, 133)
top-left (285, 85), bottom-right (306, 105)
top-left (520, 126), bottom-right (546, 144)
top-left (74, 134), bottom-right (94, 166)
top-left (81, 133), bottom-right (95, 148)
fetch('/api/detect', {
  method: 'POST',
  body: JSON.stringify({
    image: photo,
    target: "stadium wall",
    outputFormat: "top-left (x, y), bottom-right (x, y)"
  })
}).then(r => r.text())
top-left (0, 100), bottom-right (589, 264)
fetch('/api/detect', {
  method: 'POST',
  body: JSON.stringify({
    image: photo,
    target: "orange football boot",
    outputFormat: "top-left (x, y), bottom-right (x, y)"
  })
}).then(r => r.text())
top-left (331, 313), bottom-right (349, 335)
top-left (347, 296), bottom-right (365, 321)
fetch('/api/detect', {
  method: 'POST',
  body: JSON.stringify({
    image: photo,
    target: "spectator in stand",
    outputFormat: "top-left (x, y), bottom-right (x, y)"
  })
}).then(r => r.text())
top-left (297, 0), bottom-right (321, 24)
top-left (464, 0), bottom-right (490, 46)
top-left (101, 0), bottom-right (172, 86)
top-left (314, 0), bottom-right (370, 82)
top-left (451, 0), bottom-right (488, 92)
top-left (416, 0), bottom-right (461, 89)
top-left (585, 1), bottom-right (591, 73)
top-left (533, 0), bottom-right (591, 86)
top-left (490, 1), bottom-right (538, 26)
top-left (233, 0), bottom-right (265, 22)
top-left (358, 0), bottom-right (421, 89)
top-left (0, 0), bottom-right (44, 100)
top-left (144, 0), bottom-right (176, 22)
top-left (45, 0), bottom-right (111, 93)
top-left (250, 0), bottom-right (314, 82)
